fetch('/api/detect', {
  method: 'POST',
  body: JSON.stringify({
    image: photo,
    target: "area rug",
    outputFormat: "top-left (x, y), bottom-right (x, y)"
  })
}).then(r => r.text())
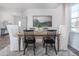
top-left (0, 44), bottom-right (76, 56)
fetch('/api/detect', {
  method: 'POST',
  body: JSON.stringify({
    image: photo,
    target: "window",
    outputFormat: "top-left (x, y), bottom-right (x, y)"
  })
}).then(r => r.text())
top-left (71, 4), bottom-right (79, 32)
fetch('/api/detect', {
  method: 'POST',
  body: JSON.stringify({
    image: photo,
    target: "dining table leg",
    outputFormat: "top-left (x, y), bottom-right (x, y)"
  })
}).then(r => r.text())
top-left (57, 35), bottom-right (60, 52)
top-left (18, 36), bottom-right (21, 52)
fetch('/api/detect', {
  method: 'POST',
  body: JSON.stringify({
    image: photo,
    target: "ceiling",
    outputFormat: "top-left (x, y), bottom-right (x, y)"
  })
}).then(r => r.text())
top-left (0, 3), bottom-right (61, 11)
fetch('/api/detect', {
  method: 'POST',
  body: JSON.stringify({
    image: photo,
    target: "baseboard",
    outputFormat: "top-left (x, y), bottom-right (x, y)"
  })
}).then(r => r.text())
top-left (68, 45), bottom-right (79, 56)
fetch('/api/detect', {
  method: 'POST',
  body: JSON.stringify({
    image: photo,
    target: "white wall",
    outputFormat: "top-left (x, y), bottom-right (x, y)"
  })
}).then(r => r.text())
top-left (0, 9), bottom-right (21, 36)
top-left (24, 4), bottom-right (64, 30)
top-left (0, 10), bottom-right (19, 24)
top-left (63, 4), bottom-right (71, 50)
top-left (0, 4), bottom-right (64, 31)
top-left (54, 5), bottom-right (64, 28)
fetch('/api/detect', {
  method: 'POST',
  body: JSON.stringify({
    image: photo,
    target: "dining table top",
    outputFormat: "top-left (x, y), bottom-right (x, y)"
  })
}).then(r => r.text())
top-left (17, 31), bottom-right (61, 36)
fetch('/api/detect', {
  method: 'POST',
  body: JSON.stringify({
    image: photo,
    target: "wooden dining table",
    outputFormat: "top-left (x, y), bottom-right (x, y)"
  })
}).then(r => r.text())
top-left (17, 31), bottom-right (61, 52)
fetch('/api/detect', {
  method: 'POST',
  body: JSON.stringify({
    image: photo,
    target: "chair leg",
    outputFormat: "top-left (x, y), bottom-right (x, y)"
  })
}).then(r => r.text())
top-left (54, 44), bottom-right (57, 55)
top-left (43, 41), bottom-right (45, 48)
top-left (23, 43), bottom-right (28, 55)
top-left (33, 43), bottom-right (36, 55)
top-left (34, 43), bottom-right (36, 48)
top-left (45, 44), bottom-right (47, 55)
top-left (51, 43), bottom-right (53, 47)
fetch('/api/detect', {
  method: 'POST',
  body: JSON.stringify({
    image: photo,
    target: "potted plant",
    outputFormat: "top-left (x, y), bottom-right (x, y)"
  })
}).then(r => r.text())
top-left (37, 24), bottom-right (42, 31)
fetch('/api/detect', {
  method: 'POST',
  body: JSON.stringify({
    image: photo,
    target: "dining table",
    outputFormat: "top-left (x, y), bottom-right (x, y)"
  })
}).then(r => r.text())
top-left (17, 31), bottom-right (61, 52)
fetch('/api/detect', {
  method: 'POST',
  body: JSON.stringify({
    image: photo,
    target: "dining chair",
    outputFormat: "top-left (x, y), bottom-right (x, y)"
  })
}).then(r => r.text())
top-left (43, 30), bottom-right (57, 55)
top-left (43, 28), bottom-right (48, 46)
top-left (58, 25), bottom-right (68, 50)
top-left (7, 25), bottom-right (19, 51)
top-left (23, 30), bottom-right (36, 55)
top-left (43, 28), bottom-right (48, 31)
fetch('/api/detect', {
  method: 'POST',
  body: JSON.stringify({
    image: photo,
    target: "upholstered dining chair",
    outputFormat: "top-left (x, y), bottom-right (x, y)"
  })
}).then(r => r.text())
top-left (58, 25), bottom-right (68, 50)
top-left (23, 30), bottom-right (36, 55)
top-left (43, 30), bottom-right (57, 55)
top-left (7, 25), bottom-right (21, 51)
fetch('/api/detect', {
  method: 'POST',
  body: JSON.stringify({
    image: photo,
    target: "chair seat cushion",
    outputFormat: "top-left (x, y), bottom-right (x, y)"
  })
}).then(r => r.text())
top-left (44, 39), bottom-right (55, 43)
top-left (24, 38), bottom-right (35, 43)
top-left (27, 40), bottom-right (35, 43)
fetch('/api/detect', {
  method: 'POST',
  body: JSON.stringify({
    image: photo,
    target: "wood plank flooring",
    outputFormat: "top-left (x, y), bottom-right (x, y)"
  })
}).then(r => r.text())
top-left (0, 35), bottom-right (10, 50)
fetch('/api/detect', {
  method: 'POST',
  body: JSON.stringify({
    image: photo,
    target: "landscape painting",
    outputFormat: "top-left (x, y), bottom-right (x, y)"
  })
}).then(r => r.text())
top-left (33, 16), bottom-right (52, 27)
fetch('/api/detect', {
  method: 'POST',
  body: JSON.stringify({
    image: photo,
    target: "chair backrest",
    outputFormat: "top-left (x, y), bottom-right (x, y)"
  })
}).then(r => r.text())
top-left (30, 28), bottom-right (35, 30)
top-left (7, 25), bottom-right (19, 51)
top-left (47, 30), bottom-right (57, 35)
top-left (59, 25), bottom-right (68, 38)
top-left (47, 30), bottom-right (57, 40)
top-left (23, 30), bottom-right (34, 40)
top-left (7, 25), bottom-right (19, 37)
top-left (43, 28), bottom-right (48, 31)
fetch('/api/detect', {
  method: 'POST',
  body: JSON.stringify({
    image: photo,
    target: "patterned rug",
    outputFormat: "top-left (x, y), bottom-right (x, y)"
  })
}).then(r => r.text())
top-left (0, 44), bottom-right (76, 56)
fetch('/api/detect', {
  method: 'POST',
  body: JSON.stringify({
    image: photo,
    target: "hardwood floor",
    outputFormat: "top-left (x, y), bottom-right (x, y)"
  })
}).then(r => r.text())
top-left (0, 35), bottom-right (10, 50)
